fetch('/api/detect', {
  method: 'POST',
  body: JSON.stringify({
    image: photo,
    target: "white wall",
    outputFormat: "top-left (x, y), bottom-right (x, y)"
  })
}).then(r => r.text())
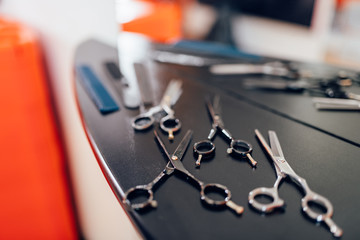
top-left (0, 1), bottom-right (140, 239)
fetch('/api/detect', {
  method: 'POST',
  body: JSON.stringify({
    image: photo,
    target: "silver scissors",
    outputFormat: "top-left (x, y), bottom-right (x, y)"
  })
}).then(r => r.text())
top-left (131, 79), bottom-right (182, 140)
top-left (193, 95), bottom-right (257, 167)
top-left (123, 130), bottom-right (244, 215)
top-left (248, 129), bottom-right (343, 237)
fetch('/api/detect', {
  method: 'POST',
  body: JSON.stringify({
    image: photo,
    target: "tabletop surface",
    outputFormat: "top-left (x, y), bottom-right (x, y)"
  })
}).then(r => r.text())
top-left (75, 39), bottom-right (360, 240)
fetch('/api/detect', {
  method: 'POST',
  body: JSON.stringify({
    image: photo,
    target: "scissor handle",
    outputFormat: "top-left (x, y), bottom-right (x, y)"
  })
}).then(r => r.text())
top-left (228, 139), bottom-right (257, 167)
top-left (193, 140), bottom-right (215, 167)
top-left (248, 186), bottom-right (285, 213)
top-left (132, 114), bottom-right (155, 131)
top-left (160, 115), bottom-right (181, 140)
top-left (228, 139), bottom-right (252, 156)
top-left (123, 185), bottom-right (157, 210)
top-left (200, 183), bottom-right (244, 215)
top-left (301, 191), bottom-right (343, 237)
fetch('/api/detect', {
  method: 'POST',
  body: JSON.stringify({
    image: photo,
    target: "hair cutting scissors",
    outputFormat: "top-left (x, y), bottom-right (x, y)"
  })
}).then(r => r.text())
top-left (193, 95), bottom-right (257, 167)
top-left (131, 79), bottom-right (182, 140)
top-left (123, 130), bottom-right (244, 215)
top-left (248, 129), bottom-right (343, 237)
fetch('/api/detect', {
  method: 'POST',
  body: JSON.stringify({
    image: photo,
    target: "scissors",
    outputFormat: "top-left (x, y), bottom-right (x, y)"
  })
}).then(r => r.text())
top-left (193, 95), bottom-right (257, 167)
top-left (123, 130), bottom-right (244, 215)
top-left (248, 129), bottom-right (343, 237)
top-left (131, 79), bottom-right (182, 140)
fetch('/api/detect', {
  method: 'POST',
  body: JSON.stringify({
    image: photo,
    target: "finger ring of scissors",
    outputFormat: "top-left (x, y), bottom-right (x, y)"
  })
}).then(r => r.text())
top-left (123, 162), bottom-right (174, 210)
top-left (123, 185), bottom-right (157, 210)
top-left (132, 114), bottom-right (155, 131)
top-left (201, 183), bottom-right (235, 209)
top-left (228, 139), bottom-right (255, 162)
top-left (193, 140), bottom-right (215, 167)
top-left (160, 114), bottom-right (181, 140)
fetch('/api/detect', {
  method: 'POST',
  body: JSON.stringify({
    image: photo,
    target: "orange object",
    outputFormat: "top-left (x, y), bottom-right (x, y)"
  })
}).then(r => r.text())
top-left (336, 0), bottom-right (360, 9)
top-left (0, 17), bottom-right (78, 239)
top-left (121, 0), bottom-right (182, 43)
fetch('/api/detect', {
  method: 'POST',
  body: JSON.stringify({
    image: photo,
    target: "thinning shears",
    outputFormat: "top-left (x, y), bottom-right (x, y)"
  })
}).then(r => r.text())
top-left (193, 95), bottom-right (257, 167)
top-left (248, 129), bottom-right (343, 237)
top-left (123, 130), bottom-right (244, 215)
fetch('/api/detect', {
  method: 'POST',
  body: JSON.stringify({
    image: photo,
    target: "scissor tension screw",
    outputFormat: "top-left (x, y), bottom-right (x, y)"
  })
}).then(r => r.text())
top-left (172, 156), bottom-right (178, 161)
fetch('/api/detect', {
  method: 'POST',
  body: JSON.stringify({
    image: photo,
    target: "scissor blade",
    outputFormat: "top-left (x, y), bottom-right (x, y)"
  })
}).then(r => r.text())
top-left (154, 130), bottom-right (172, 161)
top-left (255, 129), bottom-right (283, 177)
top-left (160, 79), bottom-right (183, 107)
top-left (206, 97), bottom-right (217, 121)
top-left (212, 95), bottom-right (221, 115)
top-left (154, 130), bottom-right (193, 174)
top-left (268, 131), bottom-right (285, 158)
top-left (254, 129), bottom-right (274, 158)
top-left (173, 130), bottom-right (193, 161)
top-left (154, 130), bottom-right (184, 173)
top-left (154, 130), bottom-right (193, 162)
top-left (206, 95), bottom-right (224, 125)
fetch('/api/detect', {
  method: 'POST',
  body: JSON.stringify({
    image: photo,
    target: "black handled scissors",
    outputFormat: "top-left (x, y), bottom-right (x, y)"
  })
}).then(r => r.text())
top-left (131, 79), bottom-right (182, 140)
top-left (193, 95), bottom-right (257, 167)
top-left (248, 129), bottom-right (343, 237)
top-left (123, 130), bottom-right (244, 215)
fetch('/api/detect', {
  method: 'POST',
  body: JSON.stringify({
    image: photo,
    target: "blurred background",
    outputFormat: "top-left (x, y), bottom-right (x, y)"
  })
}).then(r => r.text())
top-left (117, 0), bottom-right (360, 66)
top-left (0, 0), bottom-right (359, 239)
